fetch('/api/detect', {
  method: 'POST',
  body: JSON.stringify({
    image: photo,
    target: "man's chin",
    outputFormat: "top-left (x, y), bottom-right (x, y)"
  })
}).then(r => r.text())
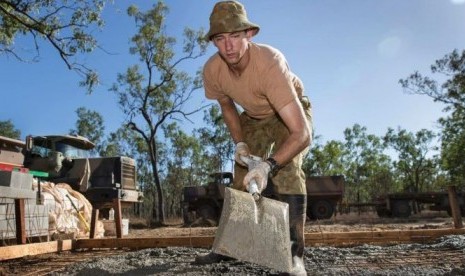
top-left (227, 61), bottom-right (240, 66)
top-left (220, 55), bottom-right (239, 65)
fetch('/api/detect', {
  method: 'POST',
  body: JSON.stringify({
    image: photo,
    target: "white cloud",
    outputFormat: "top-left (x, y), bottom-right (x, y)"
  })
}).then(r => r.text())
top-left (450, 0), bottom-right (465, 4)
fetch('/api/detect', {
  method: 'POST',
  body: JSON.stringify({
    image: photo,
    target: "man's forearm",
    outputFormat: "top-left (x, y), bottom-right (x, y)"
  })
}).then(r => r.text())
top-left (271, 99), bottom-right (311, 166)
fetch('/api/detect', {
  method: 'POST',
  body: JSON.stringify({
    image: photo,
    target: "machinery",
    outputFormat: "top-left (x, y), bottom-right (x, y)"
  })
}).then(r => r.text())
top-left (182, 172), bottom-right (233, 225)
top-left (374, 191), bottom-right (465, 218)
top-left (1, 134), bottom-right (142, 207)
top-left (181, 172), bottom-right (345, 225)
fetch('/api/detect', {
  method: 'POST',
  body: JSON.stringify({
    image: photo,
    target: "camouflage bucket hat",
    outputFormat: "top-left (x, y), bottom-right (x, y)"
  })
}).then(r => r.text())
top-left (207, 1), bottom-right (260, 41)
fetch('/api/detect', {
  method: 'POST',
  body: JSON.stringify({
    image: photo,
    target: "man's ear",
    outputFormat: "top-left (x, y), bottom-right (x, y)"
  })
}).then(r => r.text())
top-left (245, 29), bottom-right (253, 40)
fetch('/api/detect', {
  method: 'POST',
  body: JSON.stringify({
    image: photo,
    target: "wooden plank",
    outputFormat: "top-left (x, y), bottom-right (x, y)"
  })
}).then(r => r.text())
top-left (89, 208), bottom-right (99, 239)
top-left (113, 198), bottom-right (122, 238)
top-left (75, 236), bottom-right (215, 249)
top-left (14, 198), bottom-right (26, 244)
top-left (76, 228), bottom-right (465, 250)
top-left (0, 240), bottom-right (73, 261)
top-left (304, 228), bottom-right (465, 246)
top-left (3, 228), bottom-right (465, 260)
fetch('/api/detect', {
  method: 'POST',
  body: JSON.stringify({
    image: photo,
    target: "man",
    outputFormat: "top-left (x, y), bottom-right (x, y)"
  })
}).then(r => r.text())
top-left (195, 1), bottom-right (312, 275)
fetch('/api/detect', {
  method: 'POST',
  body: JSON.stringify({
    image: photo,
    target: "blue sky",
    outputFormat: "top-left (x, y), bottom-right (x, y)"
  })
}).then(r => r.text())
top-left (1, 0), bottom-right (465, 145)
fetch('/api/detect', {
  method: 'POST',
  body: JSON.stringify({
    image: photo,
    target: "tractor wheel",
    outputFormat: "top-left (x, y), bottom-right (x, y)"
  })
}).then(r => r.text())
top-left (309, 200), bottom-right (334, 220)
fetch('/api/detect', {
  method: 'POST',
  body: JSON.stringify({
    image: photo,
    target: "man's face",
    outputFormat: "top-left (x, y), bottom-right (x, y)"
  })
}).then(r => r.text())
top-left (212, 30), bottom-right (251, 66)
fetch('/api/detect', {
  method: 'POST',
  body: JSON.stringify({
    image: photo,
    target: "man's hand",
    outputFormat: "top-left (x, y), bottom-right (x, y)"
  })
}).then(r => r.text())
top-left (235, 142), bottom-right (250, 166)
top-left (243, 161), bottom-right (271, 193)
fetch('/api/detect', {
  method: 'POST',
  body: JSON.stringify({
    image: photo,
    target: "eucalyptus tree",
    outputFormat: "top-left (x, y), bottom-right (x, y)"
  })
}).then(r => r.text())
top-left (0, 0), bottom-right (108, 92)
top-left (0, 119), bottom-right (20, 139)
top-left (163, 122), bottom-right (204, 217)
top-left (400, 49), bottom-right (465, 187)
top-left (303, 136), bottom-right (345, 176)
top-left (343, 124), bottom-right (393, 203)
top-left (110, 2), bottom-right (208, 223)
top-left (383, 127), bottom-right (438, 192)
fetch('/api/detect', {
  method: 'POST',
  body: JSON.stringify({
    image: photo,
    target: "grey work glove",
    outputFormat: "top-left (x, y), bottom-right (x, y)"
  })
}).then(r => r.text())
top-left (243, 160), bottom-right (271, 193)
top-left (235, 142), bottom-right (250, 166)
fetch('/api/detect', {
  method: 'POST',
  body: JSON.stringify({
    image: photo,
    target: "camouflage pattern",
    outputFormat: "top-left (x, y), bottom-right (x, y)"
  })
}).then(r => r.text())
top-left (207, 1), bottom-right (260, 40)
top-left (233, 97), bottom-right (313, 195)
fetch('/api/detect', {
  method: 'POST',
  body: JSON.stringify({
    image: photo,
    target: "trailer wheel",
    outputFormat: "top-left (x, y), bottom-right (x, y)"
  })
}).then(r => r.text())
top-left (391, 200), bottom-right (411, 218)
top-left (309, 200), bottom-right (334, 220)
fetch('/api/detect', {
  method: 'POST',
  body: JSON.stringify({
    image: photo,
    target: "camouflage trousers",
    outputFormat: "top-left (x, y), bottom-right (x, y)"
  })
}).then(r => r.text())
top-left (233, 96), bottom-right (312, 195)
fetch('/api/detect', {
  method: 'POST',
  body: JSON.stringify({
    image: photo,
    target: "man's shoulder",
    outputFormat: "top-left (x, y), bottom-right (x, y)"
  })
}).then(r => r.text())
top-left (251, 43), bottom-right (283, 57)
top-left (205, 52), bottom-right (221, 66)
top-left (204, 52), bottom-right (224, 73)
top-left (250, 42), bottom-right (285, 65)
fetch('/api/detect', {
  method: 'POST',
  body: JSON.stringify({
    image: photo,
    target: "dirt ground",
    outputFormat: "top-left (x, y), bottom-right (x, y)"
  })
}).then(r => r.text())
top-left (125, 210), bottom-right (456, 238)
top-left (2, 211), bottom-right (465, 275)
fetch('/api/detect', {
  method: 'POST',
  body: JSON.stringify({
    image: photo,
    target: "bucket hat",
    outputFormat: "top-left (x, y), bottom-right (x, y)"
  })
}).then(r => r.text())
top-left (206, 1), bottom-right (260, 41)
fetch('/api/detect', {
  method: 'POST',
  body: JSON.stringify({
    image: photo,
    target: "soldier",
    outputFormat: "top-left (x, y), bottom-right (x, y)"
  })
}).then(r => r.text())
top-left (195, 1), bottom-right (312, 275)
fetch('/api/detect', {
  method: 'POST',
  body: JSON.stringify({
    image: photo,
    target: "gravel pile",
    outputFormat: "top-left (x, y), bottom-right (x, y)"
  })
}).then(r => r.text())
top-left (51, 235), bottom-right (465, 276)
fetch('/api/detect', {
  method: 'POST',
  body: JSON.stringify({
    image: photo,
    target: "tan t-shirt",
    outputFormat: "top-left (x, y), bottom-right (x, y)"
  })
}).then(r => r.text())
top-left (203, 42), bottom-right (303, 120)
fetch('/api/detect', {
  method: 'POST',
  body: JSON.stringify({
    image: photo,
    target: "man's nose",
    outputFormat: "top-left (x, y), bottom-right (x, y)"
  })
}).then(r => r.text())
top-left (225, 38), bottom-right (233, 50)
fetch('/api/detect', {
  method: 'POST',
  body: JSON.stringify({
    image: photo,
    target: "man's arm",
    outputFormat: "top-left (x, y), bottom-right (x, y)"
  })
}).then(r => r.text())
top-left (217, 96), bottom-right (243, 143)
top-left (272, 98), bottom-right (311, 165)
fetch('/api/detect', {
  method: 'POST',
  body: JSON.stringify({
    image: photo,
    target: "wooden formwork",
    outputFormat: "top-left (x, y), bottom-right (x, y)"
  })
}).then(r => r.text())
top-left (2, 228), bottom-right (465, 261)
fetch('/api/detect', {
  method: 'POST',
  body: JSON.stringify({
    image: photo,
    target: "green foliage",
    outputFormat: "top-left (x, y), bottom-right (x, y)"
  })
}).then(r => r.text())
top-left (0, 0), bottom-right (108, 92)
top-left (0, 119), bottom-right (20, 139)
top-left (194, 105), bottom-right (234, 172)
top-left (110, 1), bottom-right (208, 223)
top-left (341, 124), bottom-right (393, 202)
top-left (383, 127), bottom-right (438, 192)
top-left (400, 49), bottom-right (465, 187)
top-left (304, 136), bottom-right (345, 176)
top-left (69, 107), bottom-right (105, 155)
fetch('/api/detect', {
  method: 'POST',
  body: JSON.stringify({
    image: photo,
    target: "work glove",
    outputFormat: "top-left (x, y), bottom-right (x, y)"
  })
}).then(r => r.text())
top-left (235, 142), bottom-right (250, 166)
top-left (243, 161), bottom-right (271, 193)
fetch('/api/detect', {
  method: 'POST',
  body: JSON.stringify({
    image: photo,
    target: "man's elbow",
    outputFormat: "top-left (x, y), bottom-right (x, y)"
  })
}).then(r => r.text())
top-left (298, 125), bottom-right (312, 149)
top-left (302, 127), bottom-right (311, 147)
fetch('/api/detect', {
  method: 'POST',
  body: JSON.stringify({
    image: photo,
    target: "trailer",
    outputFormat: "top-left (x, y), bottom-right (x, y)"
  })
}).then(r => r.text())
top-left (306, 175), bottom-right (345, 220)
top-left (181, 173), bottom-right (345, 225)
top-left (374, 191), bottom-right (465, 218)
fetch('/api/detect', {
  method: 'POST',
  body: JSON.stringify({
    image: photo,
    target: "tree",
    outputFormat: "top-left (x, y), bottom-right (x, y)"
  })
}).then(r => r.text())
top-left (343, 124), bottom-right (393, 203)
top-left (195, 105), bottom-right (234, 173)
top-left (303, 136), bottom-right (345, 176)
top-left (163, 123), bottom-right (204, 218)
top-left (0, 0), bottom-right (107, 92)
top-left (69, 107), bottom-right (105, 155)
top-left (0, 119), bottom-right (20, 139)
top-left (400, 49), bottom-right (465, 186)
top-left (383, 127), bottom-right (438, 192)
top-left (110, 2), bottom-right (208, 223)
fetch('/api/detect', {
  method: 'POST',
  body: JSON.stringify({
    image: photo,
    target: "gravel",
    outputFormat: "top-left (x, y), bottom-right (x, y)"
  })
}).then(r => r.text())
top-left (50, 235), bottom-right (465, 276)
